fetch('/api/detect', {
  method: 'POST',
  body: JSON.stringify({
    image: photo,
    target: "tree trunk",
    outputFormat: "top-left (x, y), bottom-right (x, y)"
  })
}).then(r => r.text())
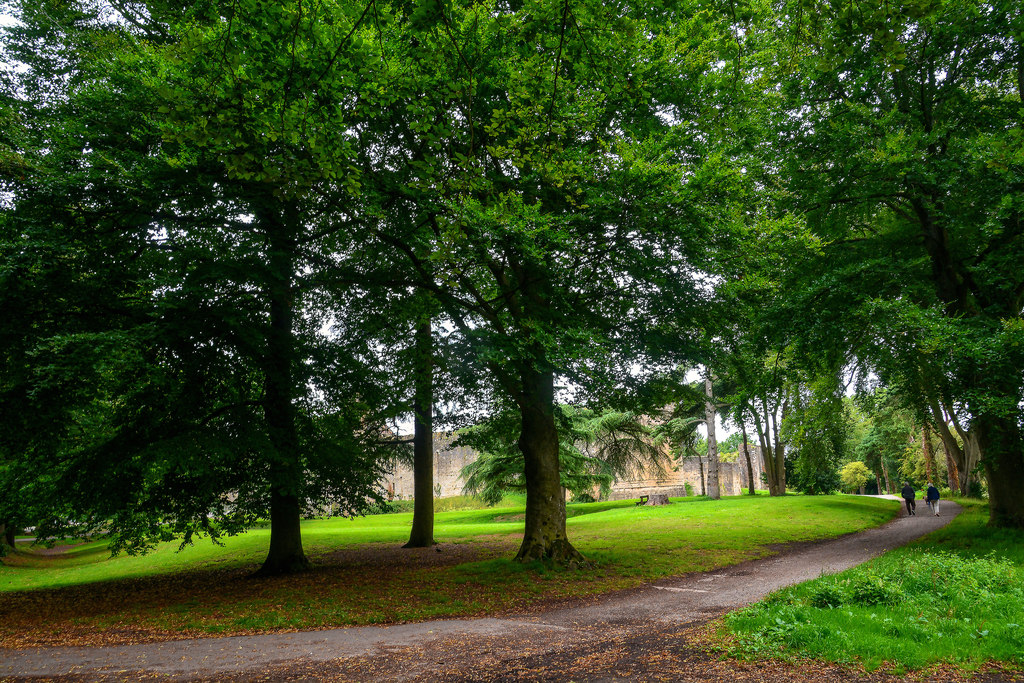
top-left (404, 314), bottom-right (435, 548)
top-left (697, 455), bottom-right (706, 496)
top-left (704, 374), bottom-right (720, 500)
top-left (922, 426), bottom-right (937, 484)
top-left (514, 367), bottom-right (583, 565)
top-left (772, 400), bottom-right (787, 494)
top-left (880, 458), bottom-right (892, 494)
top-left (976, 413), bottom-right (1024, 528)
top-left (943, 441), bottom-right (960, 494)
top-left (950, 415), bottom-right (980, 495)
top-left (255, 202), bottom-right (310, 576)
top-left (929, 399), bottom-right (965, 488)
top-left (751, 402), bottom-right (784, 496)
top-left (742, 425), bottom-right (755, 495)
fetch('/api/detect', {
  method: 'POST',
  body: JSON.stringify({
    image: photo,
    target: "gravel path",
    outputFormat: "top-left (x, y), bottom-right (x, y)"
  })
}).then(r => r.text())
top-left (0, 498), bottom-right (962, 682)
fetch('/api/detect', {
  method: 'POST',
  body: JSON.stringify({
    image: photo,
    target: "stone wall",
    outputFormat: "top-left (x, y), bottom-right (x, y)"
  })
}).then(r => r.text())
top-left (384, 434), bottom-right (765, 501)
top-left (385, 433), bottom-right (478, 500)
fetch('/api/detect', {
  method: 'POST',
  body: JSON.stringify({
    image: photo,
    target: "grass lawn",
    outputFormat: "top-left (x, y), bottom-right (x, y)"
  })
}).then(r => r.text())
top-left (0, 493), bottom-right (897, 647)
top-left (720, 499), bottom-right (1024, 675)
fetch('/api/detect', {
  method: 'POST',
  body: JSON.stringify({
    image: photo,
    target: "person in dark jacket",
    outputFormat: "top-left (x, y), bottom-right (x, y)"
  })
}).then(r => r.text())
top-left (901, 482), bottom-right (916, 515)
top-left (926, 483), bottom-right (941, 516)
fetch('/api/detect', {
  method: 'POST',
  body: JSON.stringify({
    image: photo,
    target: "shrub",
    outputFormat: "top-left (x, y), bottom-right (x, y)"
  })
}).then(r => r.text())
top-left (848, 575), bottom-right (903, 606)
top-left (808, 582), bottom-right (846, 608)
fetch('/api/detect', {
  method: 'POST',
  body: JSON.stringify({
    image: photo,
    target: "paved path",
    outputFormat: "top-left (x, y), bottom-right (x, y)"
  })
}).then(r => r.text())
top-left (0, 499), bottom-right (958, 681)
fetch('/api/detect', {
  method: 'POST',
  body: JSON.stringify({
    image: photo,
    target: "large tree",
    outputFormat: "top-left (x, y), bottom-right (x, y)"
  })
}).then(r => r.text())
top-left (763, 0), bottom-right (1024, 526)
top-left (1, 0), bottom-right (394, 572)
top-left (356, 0), bottom-right (724, 563)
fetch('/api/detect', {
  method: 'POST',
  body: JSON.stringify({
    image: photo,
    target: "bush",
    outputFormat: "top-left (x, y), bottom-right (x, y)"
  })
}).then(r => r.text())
top-left (808, 582), bottom-right (846, 608)
top-left (848, 575), bottom-right (903, 606)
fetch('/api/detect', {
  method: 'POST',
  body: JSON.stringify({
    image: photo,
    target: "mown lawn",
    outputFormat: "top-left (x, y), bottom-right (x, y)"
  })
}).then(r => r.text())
top-left (0, 494), bottom-right (897, 647)
top-left (720, 499), bottom-right (1024, 675)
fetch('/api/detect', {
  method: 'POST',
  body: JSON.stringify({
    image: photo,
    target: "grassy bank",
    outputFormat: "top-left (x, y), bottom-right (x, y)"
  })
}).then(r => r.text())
top-left (721, 499), bottom-right (1024, 675)
top-left (0, 494), bottom-right (896, 647)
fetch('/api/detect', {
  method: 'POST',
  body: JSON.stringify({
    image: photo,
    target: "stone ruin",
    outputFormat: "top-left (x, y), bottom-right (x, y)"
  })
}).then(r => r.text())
top-left (384, 433), bottom-right (765, 502)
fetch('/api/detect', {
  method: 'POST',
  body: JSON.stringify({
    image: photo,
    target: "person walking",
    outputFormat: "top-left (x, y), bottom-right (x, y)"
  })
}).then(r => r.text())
top-left (901, 481), bottom-right (917, 516)
top-left (926, 483), bottom-right (941, 516)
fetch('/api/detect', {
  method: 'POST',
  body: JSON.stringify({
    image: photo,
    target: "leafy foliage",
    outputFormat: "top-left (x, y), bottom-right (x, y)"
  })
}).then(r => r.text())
top-left (459, 405), bottom-right (671, 504)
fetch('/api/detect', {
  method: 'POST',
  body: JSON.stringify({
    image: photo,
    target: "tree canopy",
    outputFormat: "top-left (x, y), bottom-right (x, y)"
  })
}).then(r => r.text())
top-left (2, 0), bottom-right (1023, 575)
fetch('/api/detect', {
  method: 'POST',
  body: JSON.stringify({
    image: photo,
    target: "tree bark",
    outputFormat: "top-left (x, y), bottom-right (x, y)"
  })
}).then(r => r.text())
top-left (976, 413), bottom-right (1024, 528)
top-left (880, 458), bottom-right (892, 494)
top-left (741, 425), bottom-right (755, 495)
top-left (928, 399), bottom-right (967, 491)
top-left (949, 414), bottom-right (980, 495)
top-left (514, 366), bottom-right (583, 565)
top-left (404, 314), bottom-right (435, 548)
top-left (922, 426), bottom-right (937, 484)
top-left (255, 202), bottom-right (310, 576)
top-left (772, 399), bottom-right (787, 494)
top-left (943, 441), bottom-right (960, 494)
top-left (751, 401), bottom-right (784, 496)
top-left (704, 374), bottom-right (720, 500)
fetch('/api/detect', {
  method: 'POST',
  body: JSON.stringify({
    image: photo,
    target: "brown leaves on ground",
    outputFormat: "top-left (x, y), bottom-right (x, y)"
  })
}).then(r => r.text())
top-left (31, 620), bottom-right (1019, 683)
top-left (0, 539), bottom-right (523, 649)
top-left (191, 620), bottom-right (1024, 683)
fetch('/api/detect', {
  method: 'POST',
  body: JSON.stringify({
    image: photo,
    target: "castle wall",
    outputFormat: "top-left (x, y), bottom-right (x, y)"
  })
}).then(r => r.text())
top-left (383, 434), bottom-right (764, 501)
top-left (386, 433), bottom-right (477, 500)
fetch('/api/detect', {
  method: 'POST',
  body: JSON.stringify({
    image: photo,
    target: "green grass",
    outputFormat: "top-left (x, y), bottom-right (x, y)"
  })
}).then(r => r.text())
top-left (722, 499), bottom-right (1024, 673)
top-left (0, 493), bottom-right (897, 645)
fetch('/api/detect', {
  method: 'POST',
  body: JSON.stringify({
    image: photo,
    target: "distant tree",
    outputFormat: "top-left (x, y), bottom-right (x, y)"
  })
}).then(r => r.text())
top-left (840, 461), bottom-right (872, 495)
top-left (784, 371), bottom-right (848, 495)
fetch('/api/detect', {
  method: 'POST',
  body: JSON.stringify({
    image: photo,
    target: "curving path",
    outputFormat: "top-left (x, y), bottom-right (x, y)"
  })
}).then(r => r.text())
top-left (0, 499), bottom-right (960, 681)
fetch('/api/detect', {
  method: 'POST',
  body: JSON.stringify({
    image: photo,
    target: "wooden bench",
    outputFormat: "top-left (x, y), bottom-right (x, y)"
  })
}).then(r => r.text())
top-left (637, 494), bottom-right (671, 506)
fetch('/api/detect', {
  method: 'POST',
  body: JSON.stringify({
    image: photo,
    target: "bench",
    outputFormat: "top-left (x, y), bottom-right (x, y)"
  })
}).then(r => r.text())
top-left (637, 493), bottom-right (671, 506)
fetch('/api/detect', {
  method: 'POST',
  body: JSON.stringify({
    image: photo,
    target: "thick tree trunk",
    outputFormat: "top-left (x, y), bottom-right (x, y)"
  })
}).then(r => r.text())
top-left (880, 458), bottom-right (892, 494)
top-left (741, 425), bottom-right (755, 495)
top-left (514, 367), bottom-right (583, 566)
top-left (255, 203), bottom-right (310, 577)
top-left (404, 315), bottom-right (435, 549)
top-left (976, 414), bottom-right (1024, 528)
top-left (704, 375), bottom-right (720, 500)
top-left (944, 442), bottom-right (960, 494)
